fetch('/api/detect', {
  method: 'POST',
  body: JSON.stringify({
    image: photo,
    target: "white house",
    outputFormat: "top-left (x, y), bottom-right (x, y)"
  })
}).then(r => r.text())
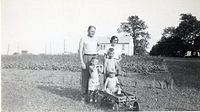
top-left (98, 35), bottom-right (134, 56)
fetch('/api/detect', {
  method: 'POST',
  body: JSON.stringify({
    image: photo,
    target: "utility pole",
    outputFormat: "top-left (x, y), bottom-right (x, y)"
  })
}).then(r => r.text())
top-left (50, 42), bottom-right (53, 55)
top-left (7, 44), bottom-right (10, 55)
top-left (17, 45), bottom-right (19, 53)
top-left (64, 39), bottom-right (65, 53)
top-left (50, 43), bottom-right (52, 55)
top-left (45, 44), bottom-right (47, 54)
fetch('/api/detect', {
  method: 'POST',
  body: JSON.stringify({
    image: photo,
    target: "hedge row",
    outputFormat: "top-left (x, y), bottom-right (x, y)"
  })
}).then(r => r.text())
top-left (1, 54), bottom-right (167, 73)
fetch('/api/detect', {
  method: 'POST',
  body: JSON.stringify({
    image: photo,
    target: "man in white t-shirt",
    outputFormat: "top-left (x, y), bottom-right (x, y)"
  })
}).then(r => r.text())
top-left (79, 25), bottom-right (100, 102)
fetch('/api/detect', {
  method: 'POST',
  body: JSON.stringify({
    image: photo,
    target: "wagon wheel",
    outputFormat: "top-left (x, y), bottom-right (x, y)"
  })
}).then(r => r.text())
top-left (112, 102), bottom-right (119, 111)
top-left (132, 101), bottom-right (139, 111)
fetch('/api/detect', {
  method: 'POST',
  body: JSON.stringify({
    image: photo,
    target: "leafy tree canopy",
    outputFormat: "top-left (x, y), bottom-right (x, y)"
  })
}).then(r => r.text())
top-left (118, 15), bottom-right (150, 55)
top-left (150, 13), bottom-right (200, 57)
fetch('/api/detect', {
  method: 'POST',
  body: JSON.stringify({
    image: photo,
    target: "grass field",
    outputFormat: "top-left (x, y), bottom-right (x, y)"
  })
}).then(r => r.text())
top-left (165, 58), bottom-right (200, 90)
top-left (1, 55), bottom-right (200, 111)
top-left (2, 69), bottom-right (200, 111)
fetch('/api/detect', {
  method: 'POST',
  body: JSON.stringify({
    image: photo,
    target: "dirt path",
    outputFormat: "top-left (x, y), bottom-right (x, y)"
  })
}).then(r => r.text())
top-left (2, 69), bottom-right (200, 111)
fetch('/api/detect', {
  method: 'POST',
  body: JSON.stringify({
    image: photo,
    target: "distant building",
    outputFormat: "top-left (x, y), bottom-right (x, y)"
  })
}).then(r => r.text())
top-left (13, 52), bottom-right (20, 55)
top-left (21, 50), bottom-right (28, 55)
top-left (63, 51), bottom-right (72, 55)
top-left (185, 51), bottom-right (200, 57)
top-left (98, 35), bottom-right (134, 56)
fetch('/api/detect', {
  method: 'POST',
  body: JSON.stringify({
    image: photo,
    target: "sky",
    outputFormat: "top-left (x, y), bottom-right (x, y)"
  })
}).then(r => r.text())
top-left (1, 0), bottom-right (200, 55)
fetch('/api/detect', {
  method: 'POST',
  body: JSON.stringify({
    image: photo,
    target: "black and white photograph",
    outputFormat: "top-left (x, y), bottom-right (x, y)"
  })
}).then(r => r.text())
top-left (1, 0), bottom-right (200, 111)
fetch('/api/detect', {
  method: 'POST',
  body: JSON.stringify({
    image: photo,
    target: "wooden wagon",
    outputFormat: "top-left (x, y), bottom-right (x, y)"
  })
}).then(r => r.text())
top-left (96, 90), bottom-right (139, 111)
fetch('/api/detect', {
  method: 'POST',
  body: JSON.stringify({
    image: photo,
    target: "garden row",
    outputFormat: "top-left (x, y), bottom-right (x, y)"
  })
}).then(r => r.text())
top-left (1, 54), bottom-right (167, 73)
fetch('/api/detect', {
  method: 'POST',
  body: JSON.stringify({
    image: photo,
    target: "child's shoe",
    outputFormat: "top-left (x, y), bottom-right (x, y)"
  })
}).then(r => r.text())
top-left (89, 98), bottom-right (93, 103)
top-left (94, 99), bottom-right (97, 103)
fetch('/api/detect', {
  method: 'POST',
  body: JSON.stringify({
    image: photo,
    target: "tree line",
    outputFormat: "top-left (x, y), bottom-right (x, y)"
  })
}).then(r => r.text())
top-left (116, 13), bottom-right (199, 57)
top-left (150, 13), bottom-right (200, 57)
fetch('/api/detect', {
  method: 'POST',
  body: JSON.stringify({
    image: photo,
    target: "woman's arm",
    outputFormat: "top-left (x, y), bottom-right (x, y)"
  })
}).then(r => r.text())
top-left (79, 38), bottom-right (86, 69)
top-left (97, 40), bottom-right (101, 54)
top-left (115, 60), bottom-right (118, 71)
top-left (118, 54), bottom-right (122, 61)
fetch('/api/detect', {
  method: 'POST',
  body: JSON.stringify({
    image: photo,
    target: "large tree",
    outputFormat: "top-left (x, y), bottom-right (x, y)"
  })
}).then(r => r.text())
top-left (178, 14), bottom-right (200, 56)
top-left (118, 15), bottom-right (150, 55)
top-left (150, 13), bottom-right (200, 57)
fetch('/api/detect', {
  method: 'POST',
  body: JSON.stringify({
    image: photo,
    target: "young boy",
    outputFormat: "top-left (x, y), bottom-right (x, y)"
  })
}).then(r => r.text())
top-left (103, 48), bottom-right (118, 82)
top-left (88, 57), bottom-right (101, 103)
top-left (104, 71), bottom-right (121, 95)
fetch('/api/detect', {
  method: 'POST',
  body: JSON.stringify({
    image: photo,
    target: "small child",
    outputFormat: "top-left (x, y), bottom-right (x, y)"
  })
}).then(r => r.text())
top-left (104, 48), bottom-right (118, 82)
top-left (104, 71), bottom-right (121, 95)
top-left (88, 57), bottom-right (100, 103)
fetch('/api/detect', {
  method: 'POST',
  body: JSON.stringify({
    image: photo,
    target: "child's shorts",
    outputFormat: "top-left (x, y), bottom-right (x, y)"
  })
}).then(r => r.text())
top-left (105, 87), bottom-right (118, 94)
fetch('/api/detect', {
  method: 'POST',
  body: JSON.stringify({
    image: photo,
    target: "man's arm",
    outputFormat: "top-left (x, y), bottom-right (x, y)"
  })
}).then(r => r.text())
top-left (79, 38), bottom-right (86, 69)
top-left (97, 38), bottom-right (101, 54)
top-left (103, 59), bottom-right (107, 74)
top-left (104, 78), bottom-right (108, 90)
top-left (89, 65), bottom-right (94, 72)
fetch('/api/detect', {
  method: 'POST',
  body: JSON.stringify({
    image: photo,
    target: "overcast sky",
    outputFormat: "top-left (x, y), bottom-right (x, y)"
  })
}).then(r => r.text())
top-left (1, 0), bottom-right (200, 54)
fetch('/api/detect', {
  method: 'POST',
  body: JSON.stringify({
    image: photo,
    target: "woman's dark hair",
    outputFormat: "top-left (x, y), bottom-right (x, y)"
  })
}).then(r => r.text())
top-left (110, 36), bottom-right (119, 43)
top-left (88, 25), bottom-right (96, 31)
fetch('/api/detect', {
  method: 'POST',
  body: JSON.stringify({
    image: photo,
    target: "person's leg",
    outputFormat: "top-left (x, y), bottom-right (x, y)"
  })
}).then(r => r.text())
top-left (94, 89), bottom-right (99, 103)
top-left (88, 90), bottom-right (94, 103)
top-left (81, 69), bottom-right (88, 101)
top-left (83, 55), bottom-right (95, 102)
top-left (81, 55), bottom-right (90, 101)
top-left (103, 72), bottom-right (108, 83)
top-left (116, 61), bottom-right (122, 76)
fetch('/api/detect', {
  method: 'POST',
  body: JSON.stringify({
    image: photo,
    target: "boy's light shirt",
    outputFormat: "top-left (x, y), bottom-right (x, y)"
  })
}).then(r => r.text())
top-left (105, 58), bottom-right (117, 73)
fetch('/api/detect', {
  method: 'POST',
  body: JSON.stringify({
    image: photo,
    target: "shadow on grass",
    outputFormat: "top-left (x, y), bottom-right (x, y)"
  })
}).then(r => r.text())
top-left (37, 85), bottom-right (82, 101)
top-left (37, 85), bottom-right (116, 111)
top-left (165, 107), bottom-right (189, 111)
top-left (166, 60), bottom-right (200, 90)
